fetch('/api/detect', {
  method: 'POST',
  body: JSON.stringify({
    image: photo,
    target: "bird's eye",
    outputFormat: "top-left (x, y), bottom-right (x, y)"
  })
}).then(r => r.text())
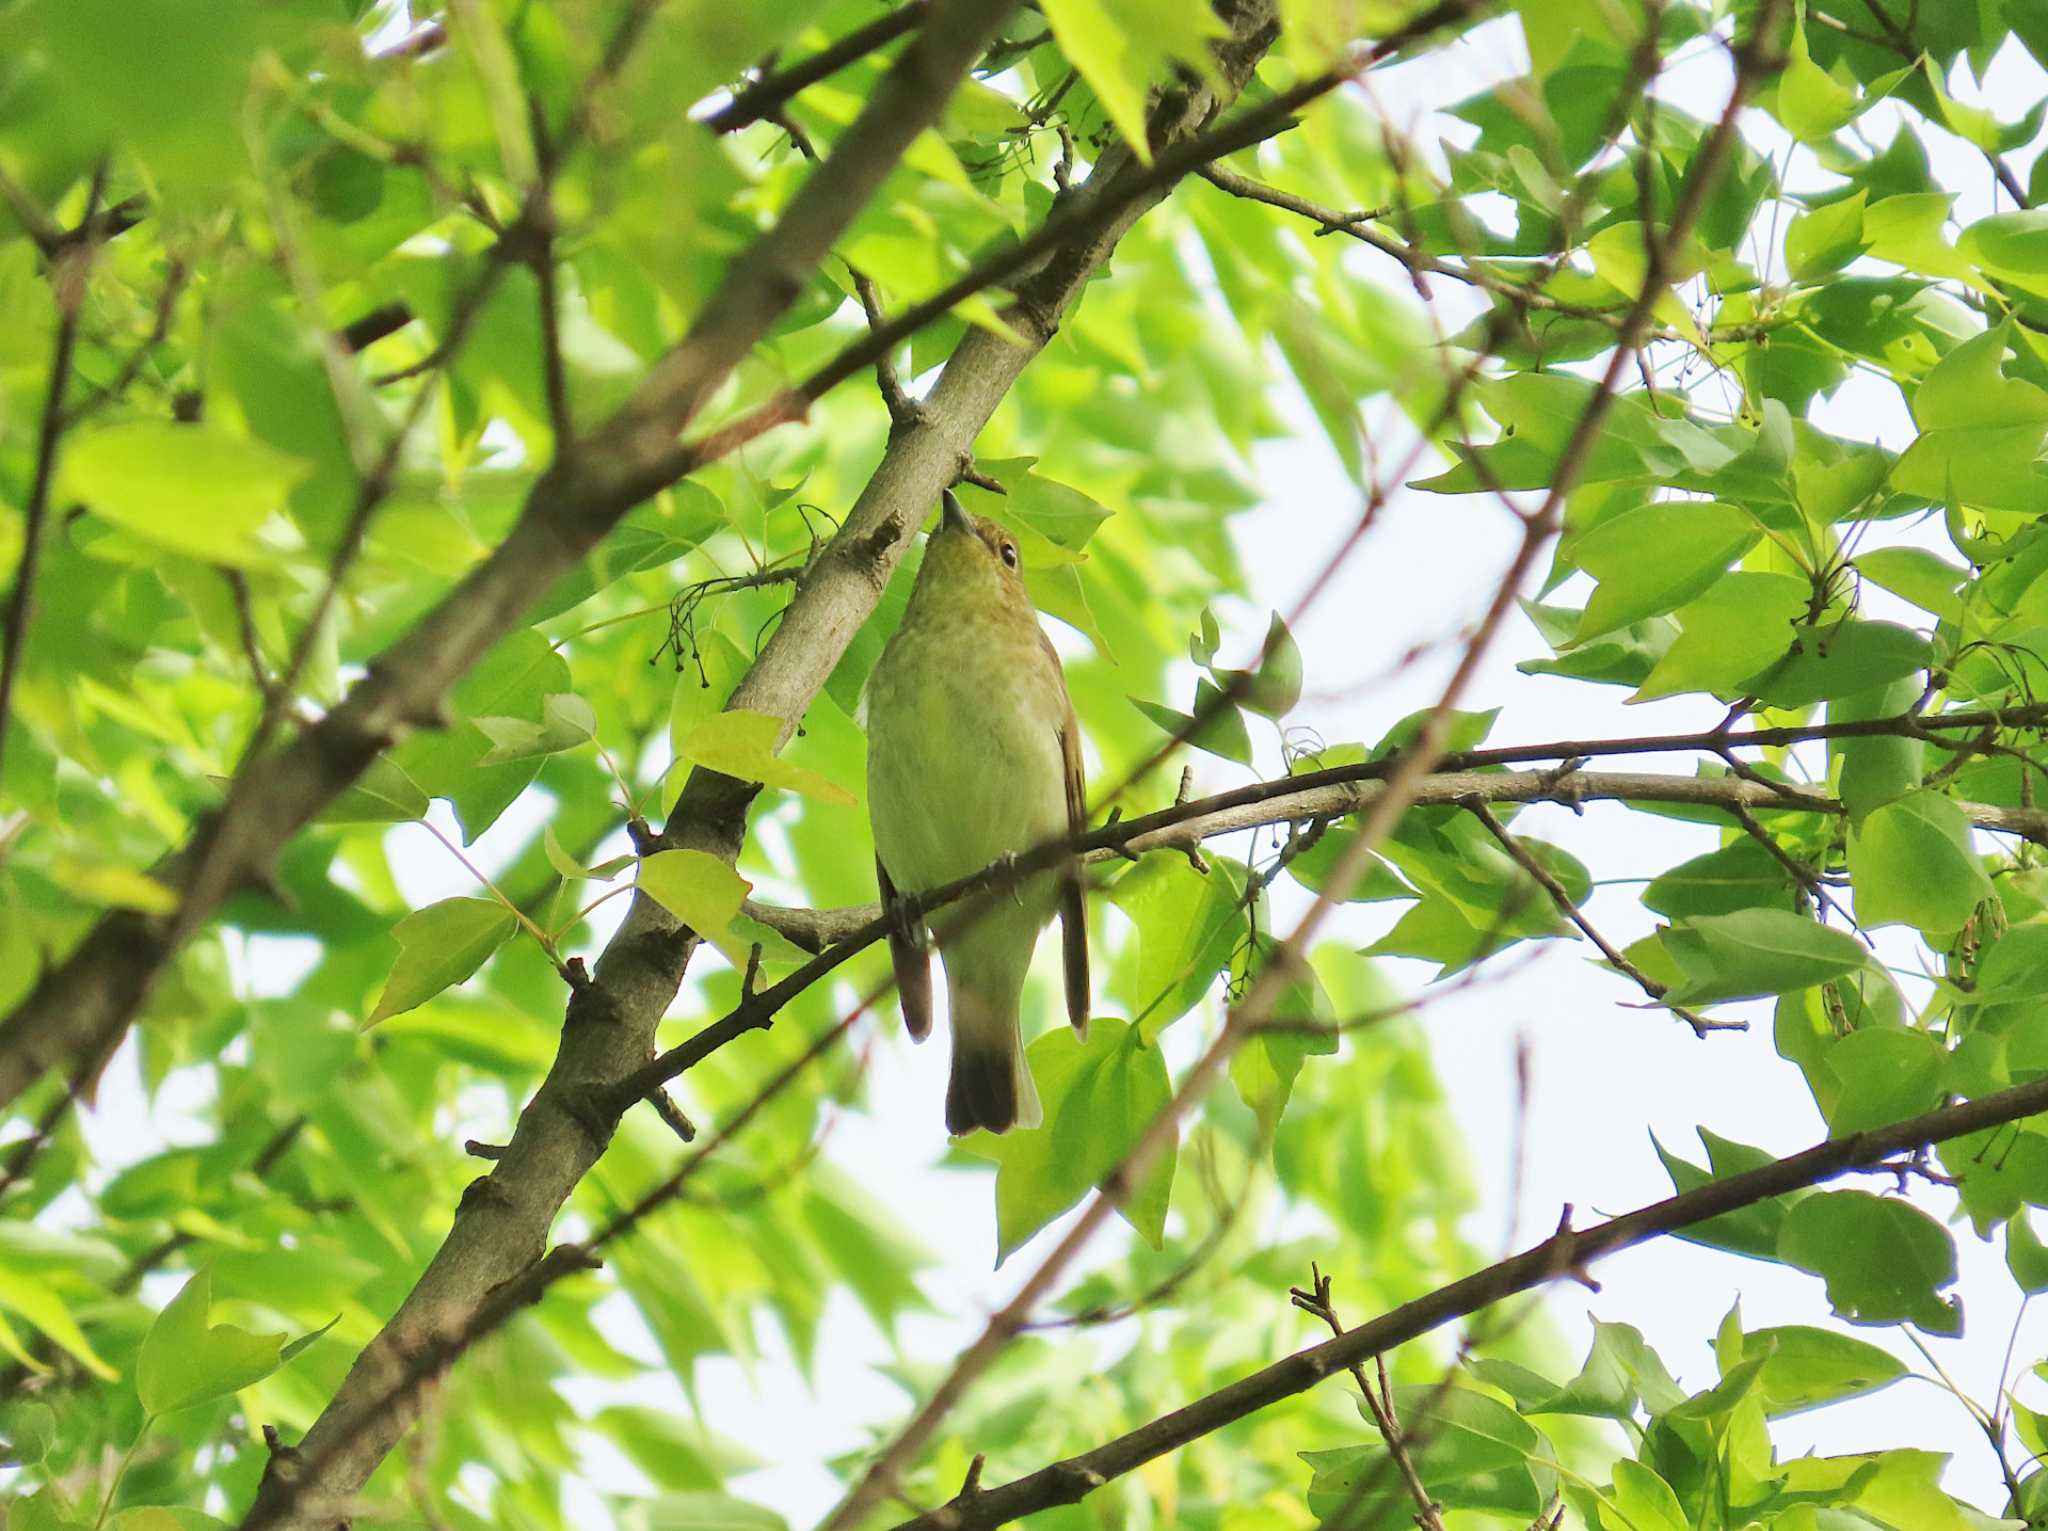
top-left (1000, 542), bottom-right (1019, 569)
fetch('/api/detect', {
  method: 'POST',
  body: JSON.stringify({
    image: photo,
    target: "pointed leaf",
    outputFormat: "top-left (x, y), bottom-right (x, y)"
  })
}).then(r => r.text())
top-left (366, 897), bottom-right (518, 1027)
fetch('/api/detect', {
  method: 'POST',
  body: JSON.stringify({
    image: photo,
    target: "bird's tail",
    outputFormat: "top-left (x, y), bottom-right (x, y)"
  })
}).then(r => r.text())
top-left (945, 984), bottom-right (1040, 1136)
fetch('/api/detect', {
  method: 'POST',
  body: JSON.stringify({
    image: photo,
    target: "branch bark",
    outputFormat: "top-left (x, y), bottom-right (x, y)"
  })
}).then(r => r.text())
top-left (821, 18), bottom-right (1786, 1519)
top-left (893, 1072), bottom-right (2048, 1530)
top-left (225, 8), bottom-right (1306, 1528)
top-left (0, 0), bottom-right (1020, 1119)
top-left (737, 733), bottom-right (2046, 953)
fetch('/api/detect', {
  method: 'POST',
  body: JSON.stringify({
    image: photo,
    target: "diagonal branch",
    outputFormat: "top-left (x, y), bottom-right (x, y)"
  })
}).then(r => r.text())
top-left (893, 1068), bottom-right (2048, 1530)
top-left (222, 8), bottom-right (1318, 1528)
top-left (1464, 798), bottom-right (1736, 1036)
top-left (0, 166), bottom-right (103, 788)
top-left (0, 0), bottom-right (1023, 1121)
top-left (702, 1), bottom-right (933, 135)
top-left (819, 16), bottom-right (1786, 1522)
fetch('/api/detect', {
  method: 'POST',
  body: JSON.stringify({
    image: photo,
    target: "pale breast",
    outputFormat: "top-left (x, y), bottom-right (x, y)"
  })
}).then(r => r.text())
top-left (867, 609), bottom-right (1070, 905)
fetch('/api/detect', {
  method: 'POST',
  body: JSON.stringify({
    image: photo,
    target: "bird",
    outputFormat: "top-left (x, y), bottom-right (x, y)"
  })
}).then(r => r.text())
top-left (865, 488), bottom-right (1090, 1135)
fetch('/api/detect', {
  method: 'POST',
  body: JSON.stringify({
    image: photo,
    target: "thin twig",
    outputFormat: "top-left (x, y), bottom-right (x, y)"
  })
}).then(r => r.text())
top-left (848, 262), bottom-right (919, 429)
top-left (1466, 800), bottom-right (1738, 1036)
top-left (61, 257), bottom-right (189, 428)
top-left (1291, 1264), bottom-right (1447, 1531)
top-left (701, 1), bottom-right (932, 135)
top-left (0, 164), bottom-right (103, 788)
top-left (225, 571), bottom-right (278, 704)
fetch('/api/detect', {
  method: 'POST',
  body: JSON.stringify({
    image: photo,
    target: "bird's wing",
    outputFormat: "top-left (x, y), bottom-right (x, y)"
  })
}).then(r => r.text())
top-left (876, 856), bottom-right (933, 1042)
top-left (1056, 705), bottom-right (1091, 1040)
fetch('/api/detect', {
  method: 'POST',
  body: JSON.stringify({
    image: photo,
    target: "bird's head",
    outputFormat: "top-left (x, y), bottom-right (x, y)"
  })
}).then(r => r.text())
top-left (916, 489), bottom-right (1030, 610)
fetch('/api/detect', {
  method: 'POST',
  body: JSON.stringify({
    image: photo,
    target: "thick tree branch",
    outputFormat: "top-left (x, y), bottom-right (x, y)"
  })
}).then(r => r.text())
top-left (893, 1070), bottom-right (2048, 1530)
top-left (663, 0), bottom-right (1494, 482)
top-left (0, 0), bottom-right (1501, 1125)
top-left (0, 0), bottom-right (1021, 1120)
top-left (221, 8), bottom-right (1320, 1528)
top-left (824, 20), bottom-right (1786, 1521)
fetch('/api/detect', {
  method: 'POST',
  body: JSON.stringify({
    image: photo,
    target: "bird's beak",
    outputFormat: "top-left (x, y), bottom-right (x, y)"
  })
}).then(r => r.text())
top-left (940, 488), bottom-right (971, 535)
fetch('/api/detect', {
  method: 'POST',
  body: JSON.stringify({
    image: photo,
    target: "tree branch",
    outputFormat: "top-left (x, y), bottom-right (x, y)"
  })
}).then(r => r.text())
top-left (0, 166), bottom-right (101, 787)
top-left (1465, 798), bottom-right (1736, 1036)
top-left (701, 1), bottom-right (932, 136)
top-left (0, 0), bottom-right (1024, 1122)
top-left (1291, 1265), bottom-right (1447, 1531)
top-left (737, 704), bottom-right (2048, 953)
top-left (221, 12), bottom-right (1312, 1526)
top-left (822, 18), bottom-right (1786, 1520)
top-left (894, 1071), bottom-right (2048, 1530)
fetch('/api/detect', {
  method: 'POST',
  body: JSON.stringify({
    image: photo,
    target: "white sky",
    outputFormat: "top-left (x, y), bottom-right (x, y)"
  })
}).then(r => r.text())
top-left (53, 12), bottom-right (2048, 1529)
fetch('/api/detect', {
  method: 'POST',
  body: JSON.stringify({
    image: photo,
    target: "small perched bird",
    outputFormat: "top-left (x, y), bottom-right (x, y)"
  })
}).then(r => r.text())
top-left (866, 490), bottom-right (1090, 1135)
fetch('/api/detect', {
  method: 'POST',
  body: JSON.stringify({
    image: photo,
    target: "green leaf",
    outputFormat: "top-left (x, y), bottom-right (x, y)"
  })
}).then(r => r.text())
top-left (1226, 934), bottom-right (1341, 1135)
top-left (1961, 209), bottom-right (2048, 296)
top-left (630, 0), bottom-right (830, 120)
top-left (1659, 909), bottom-right (1869, 1006)
top-left (1601, 1460), bottom-right (1686, 1531)
top-left (636, 1493), bottom-right (789, 1531)
top-left (1037, 0), bottom-right (1224, 165)
top-left (635, 849), bottom-right (752, 963)
top-left (1108, 856), bottom-right (1244, 1035)
top-left (1823, 1025), bottom-right (1946, 1137)
top-left (1775, 22), bottom-right (1859, 141)
top-left (1847, 790), bottom-right (1994, 933)
top-left (1131, 687), bottom-right (1253, 765)
top-left (1634, 572), bottom-right (1807, 702)
top-left (366, 897), bottom-right (519, 1027)
top-left (1281, 823), bottom-right (1414, 903)
top-left (1521, 600), bottom-right (1675, 688)
top-left (314, 755), bottom-right (429, 825)
top-left (2, 1400), bottom-right (57, 1464)
top-left (993, 464), bottom-right (1113, 551)
top-left (985, 1020), bottom-right (1176, 1263)
top-left (137, 1269), bottom-right (290, 1415)
top-left (2007, 1212), bottom-right (2048, 1294)
top-left (10, 1498), bottom-right (91, 1531)
top-left (1738, 1324), bottom-right (1908, 1415)
top-left (112, 1511), bottom-right (233, 1531)
top-left (1652, 1127), bottom-right (1812, 1260)
top-left (1777, 1451), bottom-right (1976, 1531)
top-left (1204, 611), bottom-right (1302, 718)
top-left (1518, 1319), bottom-right (1684, 1420)
top-left (1979, 924), bottom-right (2048, 999)
top-left (1571, 500), bottom-right (1758, 639)
top-left (1746, 621), bottom-right (1929, 709)
top-left (473, 692), bottom-right (597, 764)
top-left (675, 710), bottom-right (855, 805)
top-left (61, 422), bottom-right (310, 567)
top-left (1778, 1190), bottom-right (1961, 1332)
top-left (1893, 323), bottom-right (2048, 512)
top-left (391, 629), bottom-right (570, 841)
top-left (544, 824), bottom-right (633, 882)
top-left (0, 1267), bottom-right (117, 1380)
top-left (1786, 190), bottom-right (1869, 281)
top-left (1642, 838), bottom-right (1794, 919)
top-left (1853, 546), bottom-right (1965, 622)
top-left (1831, 676), bottom-right (1926, 825)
